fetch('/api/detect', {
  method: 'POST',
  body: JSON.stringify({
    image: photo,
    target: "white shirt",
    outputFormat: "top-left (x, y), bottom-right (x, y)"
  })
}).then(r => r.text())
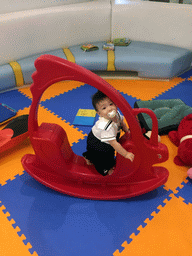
top-left (92, 111), bottom-right (123, 144)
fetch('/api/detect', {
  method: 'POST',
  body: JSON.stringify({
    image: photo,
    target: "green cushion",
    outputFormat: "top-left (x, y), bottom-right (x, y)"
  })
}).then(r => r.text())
top-left (134, 99), bottom-right (192, 135)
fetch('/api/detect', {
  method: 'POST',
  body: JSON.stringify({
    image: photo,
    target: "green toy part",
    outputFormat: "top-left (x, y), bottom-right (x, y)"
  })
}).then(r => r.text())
top-left (134, 99), bottom-right (192, 135)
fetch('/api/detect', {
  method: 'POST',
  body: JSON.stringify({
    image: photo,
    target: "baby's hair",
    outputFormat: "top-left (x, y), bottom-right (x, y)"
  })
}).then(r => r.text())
top-left (92, 90), bottom-right (107, 111)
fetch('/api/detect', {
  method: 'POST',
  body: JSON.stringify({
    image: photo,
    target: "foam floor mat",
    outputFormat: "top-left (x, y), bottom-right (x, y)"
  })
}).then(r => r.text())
top-left (0, 69), bottom-right (192, 256)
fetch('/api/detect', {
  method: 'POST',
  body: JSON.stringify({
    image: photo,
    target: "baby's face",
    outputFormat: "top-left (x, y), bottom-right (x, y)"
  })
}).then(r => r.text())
top-left (96, 97), bottom-right (117, 120)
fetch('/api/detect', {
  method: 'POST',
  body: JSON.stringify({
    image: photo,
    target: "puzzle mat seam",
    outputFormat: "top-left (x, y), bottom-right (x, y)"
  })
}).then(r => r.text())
top-left (150, 78), bottom-right (187, 100)
top-left (42, 106), bottom-right (88, 137)
top-left (0, 105), bottom-right (87, 186)
top-left (18, 81), bottom-right (84, 102)
top-left (0, 169), bottom-right (188, 256)
top-left (113, 175), bottom-right (192, 254)
top-left (1, 76), bottom-right (191, 256)
top-left (18, 88), bottom-right (33, 101)
top-left (113, 191), bottom-right (176, 256)
top-left (0, 200), bottom-right (38, 256)
top-left (0, 175), bottom-right (174, 256)
top-left (40, 82), bottom-right (85, 103)
top-left (174, 178), bottom-right (192, 206)
top-left (113, 192), bottom-right (192, 256)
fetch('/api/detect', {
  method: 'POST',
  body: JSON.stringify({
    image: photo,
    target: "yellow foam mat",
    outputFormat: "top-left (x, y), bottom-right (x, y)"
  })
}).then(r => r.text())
top-left (76, 109), bottom-right (96, 117)
top-left (114, 194), bottom-right (192, 256)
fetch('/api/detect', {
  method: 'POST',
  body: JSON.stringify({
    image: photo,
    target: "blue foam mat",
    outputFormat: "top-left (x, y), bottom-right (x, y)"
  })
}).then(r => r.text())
top-left (0, 69), bottom-right (192, 256)
top-left (0, 172), bottom-right (171, 256)
top-left (156, 79), bottom-right (192, 107)
top-left (0, 90), bottom-right (31, 111)
top-left (174, 178), bottom-right (192, 205)
top-left (73, 116), bottom-right (96, 126)
top-left (0, 103), bottom-right (17, 124)
top-left (41, 83), bottom-right (138, 134)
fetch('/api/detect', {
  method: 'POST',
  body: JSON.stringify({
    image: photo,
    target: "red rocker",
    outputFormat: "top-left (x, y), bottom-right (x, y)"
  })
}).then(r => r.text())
top-left (0, 115), bottom-right (29, 154)
top-left (21, 55), bottom-right (169, 200)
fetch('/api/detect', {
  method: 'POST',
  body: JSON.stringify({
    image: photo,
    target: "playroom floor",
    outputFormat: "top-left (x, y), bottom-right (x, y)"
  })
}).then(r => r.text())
top-left (1, 69), bottom-right (192, 256)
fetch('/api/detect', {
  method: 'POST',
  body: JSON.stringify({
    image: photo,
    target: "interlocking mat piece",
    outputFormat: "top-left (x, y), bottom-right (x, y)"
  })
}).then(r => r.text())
top-left (0, 68), bottom-right (192, 256)
top-left (19, 80), bottom-right (83, 102)
top-left (106, 77), bottom-right (184, 101)
top-left (113, 194), bottom-right (192, 256)
top-left (73, 109), bottom-right (96, 126)
top-left (0, 201), bottom-right (38, 256)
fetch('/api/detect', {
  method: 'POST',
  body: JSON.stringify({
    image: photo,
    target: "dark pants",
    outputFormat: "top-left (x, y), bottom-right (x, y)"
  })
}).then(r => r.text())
top-left (83, 131), bottom-right (120, 176)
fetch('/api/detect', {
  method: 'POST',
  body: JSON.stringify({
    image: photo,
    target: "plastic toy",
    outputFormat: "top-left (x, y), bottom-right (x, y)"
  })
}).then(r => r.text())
top-left (134, 99), bottom-right (192, 135)
top-left (188, 168), bottom-right (192, 179)
top-left (0, 115), bottom-right (29, 154)
top-left (73, 109), bottom-right (96, 126)
top-left (21, 55), bottom-right (169, 200)
top-left (168, 114), bottom-right (192, 166)
top-left (0, 103), bottom-right (17, 125)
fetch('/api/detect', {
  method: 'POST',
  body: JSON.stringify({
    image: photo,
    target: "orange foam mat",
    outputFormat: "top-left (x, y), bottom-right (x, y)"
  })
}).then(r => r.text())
top-left (155, 136), bottom-right (188, 193)
top-left (0, 73), bottom-right (191, 256)
top-left (38, 105), bottom-right (87, 142)
top-left (0, 104), bottom-right (86, 256)
top-left (0, 106), bottom-right (86, 186)
top-left (113, 194), bottom-right (192, 256)
top-left (0, 203), bottom-right (38, 256)
top-left (106, 77), bottom-right (184, 100)
top-left (19, 80), bottom-right (83, 101)
top-left (0, 138), bottom-right (32, 186)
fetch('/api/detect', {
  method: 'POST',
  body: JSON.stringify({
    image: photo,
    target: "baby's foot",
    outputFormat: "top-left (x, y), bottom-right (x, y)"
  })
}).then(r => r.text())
top-left (108, 167), bottom-right (115, 175)
top-left (83, 157), bottom-right (93, 165)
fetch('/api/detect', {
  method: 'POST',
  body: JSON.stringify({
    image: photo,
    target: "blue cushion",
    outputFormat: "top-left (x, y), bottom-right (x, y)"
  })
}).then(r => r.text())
top-left (115, 41), bottom-right (192, 78)
top-left (0, 40), bottom-right (192, 92)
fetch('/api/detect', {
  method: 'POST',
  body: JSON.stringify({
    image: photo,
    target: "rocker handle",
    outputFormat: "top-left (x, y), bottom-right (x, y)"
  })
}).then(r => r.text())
top-left (28, 55), bottom-right (155, 149)
top-left (132, 108), bottom-right (159, 146)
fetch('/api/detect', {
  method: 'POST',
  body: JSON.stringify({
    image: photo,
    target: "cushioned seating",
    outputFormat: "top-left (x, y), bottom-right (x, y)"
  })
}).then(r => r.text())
top-left (69, 41), bottom-right (192, 78)
top-left (0, 40), bottom-right (192, 92)
top-left (114, 41), bottom-right (192, 79)
top-left (134, 99), bottom-right (192, 135)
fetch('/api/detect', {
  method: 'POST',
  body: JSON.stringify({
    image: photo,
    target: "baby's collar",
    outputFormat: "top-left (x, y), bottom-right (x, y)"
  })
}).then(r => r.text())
top-left (99, 116), bottom-right (110, 122)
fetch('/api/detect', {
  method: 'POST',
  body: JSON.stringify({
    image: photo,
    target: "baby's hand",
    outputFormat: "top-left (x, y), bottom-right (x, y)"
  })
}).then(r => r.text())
top-left (125, 152), bottom-right (134, 162)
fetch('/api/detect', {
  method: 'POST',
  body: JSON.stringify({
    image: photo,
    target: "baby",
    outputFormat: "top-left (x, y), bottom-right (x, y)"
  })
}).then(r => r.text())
top-left (83, 90), bottom-right (134, 176)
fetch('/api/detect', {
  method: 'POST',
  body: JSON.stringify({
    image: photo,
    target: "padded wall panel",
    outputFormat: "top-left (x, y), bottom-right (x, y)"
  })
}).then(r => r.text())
top-left (0, 1), bottom-right (111, 66)
top-left (111, 0), bottom-right (192, 51)
top-left (0, 64), bottom-right (16, 91)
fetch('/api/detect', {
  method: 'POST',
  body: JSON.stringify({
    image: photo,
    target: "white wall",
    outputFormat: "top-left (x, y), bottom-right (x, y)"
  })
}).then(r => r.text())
top-left (0, 0), bottom-right (191, 67)
top-left (0, 0), bottom-right (96, 14)
top-left (0, 1), bottom-right (111, 66)
top-left (112, 0), bottom-right (192, 51)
